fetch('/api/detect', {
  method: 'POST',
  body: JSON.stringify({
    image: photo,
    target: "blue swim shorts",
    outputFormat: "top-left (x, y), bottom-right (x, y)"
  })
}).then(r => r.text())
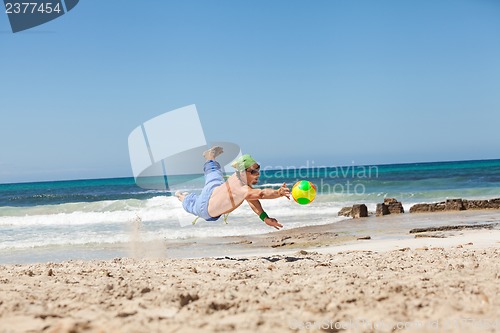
top-left (182, 160), bottom-right (224, 221)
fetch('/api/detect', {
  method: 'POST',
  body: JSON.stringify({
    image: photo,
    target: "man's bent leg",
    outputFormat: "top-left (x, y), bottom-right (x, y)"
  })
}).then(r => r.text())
top-left (203, 160), bottom-right (224, 186)
top-left (181, 161), bottom-right (224, 221)
top-left (194, 160), bottom-right (225, 221)
top-left (182, 193), bottom-right (200, 216)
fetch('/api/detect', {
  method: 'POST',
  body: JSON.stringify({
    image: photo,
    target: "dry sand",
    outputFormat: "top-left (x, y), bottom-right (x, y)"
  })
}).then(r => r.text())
top-left (1, 212), bottom-right (500, 333)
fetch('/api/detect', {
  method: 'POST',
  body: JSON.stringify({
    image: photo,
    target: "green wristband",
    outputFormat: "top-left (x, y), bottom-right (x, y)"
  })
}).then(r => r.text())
top-left (259, 212), bottom-right (269, 221)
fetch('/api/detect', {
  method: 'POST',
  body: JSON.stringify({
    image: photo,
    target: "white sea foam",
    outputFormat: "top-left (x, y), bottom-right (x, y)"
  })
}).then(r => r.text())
top-left (0, 195), bottom-right (348, 251)
top-left (3, 187), bottom-right (496, 252)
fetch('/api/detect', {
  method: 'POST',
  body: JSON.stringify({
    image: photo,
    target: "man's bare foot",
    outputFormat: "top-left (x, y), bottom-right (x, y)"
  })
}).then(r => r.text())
top-left (203, 146), bottom-right (223, 160)
top-left (175, 191), bottom-right (189, 202)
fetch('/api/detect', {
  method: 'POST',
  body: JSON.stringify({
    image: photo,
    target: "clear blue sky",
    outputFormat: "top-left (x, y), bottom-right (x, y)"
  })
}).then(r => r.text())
top-left (1, 0), bottom-right (499, 184)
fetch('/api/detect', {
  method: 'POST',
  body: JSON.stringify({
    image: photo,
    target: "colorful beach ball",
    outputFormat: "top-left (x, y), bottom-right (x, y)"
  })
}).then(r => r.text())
top-left (291, 180), bottom-right (317, 205)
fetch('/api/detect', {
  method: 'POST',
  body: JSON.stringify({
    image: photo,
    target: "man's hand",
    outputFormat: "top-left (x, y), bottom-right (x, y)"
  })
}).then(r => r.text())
top-left (278, 182), bottom-right (291, 200)
top-left (264, 217), bottom-right (283, 230)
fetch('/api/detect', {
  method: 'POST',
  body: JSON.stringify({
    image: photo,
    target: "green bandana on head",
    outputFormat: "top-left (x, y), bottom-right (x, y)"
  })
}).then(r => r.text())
top-left (231, 154), bottom-right (257, 171)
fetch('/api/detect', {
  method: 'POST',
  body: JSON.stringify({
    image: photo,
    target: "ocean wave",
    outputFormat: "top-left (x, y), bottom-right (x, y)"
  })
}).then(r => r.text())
top-left (0, 196), bottom-right (177, 226)
top-left (0, 209), bottom-right (346, 251)
top-left (2, 186), bottom-right (499, 228)
top-left (0, 195), bottom-right (345, 228)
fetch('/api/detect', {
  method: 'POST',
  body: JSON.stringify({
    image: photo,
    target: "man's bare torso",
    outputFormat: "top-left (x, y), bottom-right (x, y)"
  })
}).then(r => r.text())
top-left (207, 173), bottom-right (249, 217)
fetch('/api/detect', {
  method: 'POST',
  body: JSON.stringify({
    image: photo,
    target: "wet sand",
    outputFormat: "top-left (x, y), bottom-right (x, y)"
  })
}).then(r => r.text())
top-left (160, 210), bottom-right (500, 258)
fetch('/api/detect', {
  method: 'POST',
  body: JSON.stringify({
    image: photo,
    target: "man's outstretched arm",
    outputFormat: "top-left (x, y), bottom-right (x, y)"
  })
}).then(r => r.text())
top-left (245, 182), bottom-right (290, 201)
top-left (246, 198), bottom-right (283, 230)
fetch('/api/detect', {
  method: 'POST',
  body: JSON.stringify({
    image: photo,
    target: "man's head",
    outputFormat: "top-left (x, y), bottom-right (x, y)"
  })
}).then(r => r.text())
top-left (232, 154), bottom-right (260, 185)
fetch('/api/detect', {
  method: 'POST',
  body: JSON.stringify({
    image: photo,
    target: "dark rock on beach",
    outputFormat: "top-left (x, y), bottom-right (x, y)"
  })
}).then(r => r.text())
top-left (376, 203), bottom-right (389, 216)
top-left (464, 200), bottom-right (492, 210)
top-left (338, 204), bottom-right (368, 218)
top-left (352, 204), bottom-right (368, 218)
top-left (490, 198), bottom-right (500, 207)
top-left (445, 199), bottom-right (465, 211)
top-left (376, 198), bottom-right (404, 216)
top-left (410, 198), bottom-right (500, 213)
top-left (338, 206), bottom-right (352, 217)
top-left (409, 202), bottom-right (446, 213)
top-left (463, 198), bottom-right (500, 210)
top-left (339, 197), bottom-right (500, 217)
top-left (409, 223), bottom-right (499, 234)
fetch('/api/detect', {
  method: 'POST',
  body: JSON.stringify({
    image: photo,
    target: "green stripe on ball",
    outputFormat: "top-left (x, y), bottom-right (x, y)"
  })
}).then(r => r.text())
top-left (298, 180), bottom-right (311, 191)
top-left (297, 197), bottom-right (311, 205)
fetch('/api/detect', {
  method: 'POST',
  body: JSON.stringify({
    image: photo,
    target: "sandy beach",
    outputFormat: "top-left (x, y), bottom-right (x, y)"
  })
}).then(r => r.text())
top-left (1, 211), bottom-right (500, 333)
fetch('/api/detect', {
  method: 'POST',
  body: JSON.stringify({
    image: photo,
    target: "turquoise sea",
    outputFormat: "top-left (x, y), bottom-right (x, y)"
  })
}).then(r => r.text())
top-left (1, 159), bottom-right (499, 264)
